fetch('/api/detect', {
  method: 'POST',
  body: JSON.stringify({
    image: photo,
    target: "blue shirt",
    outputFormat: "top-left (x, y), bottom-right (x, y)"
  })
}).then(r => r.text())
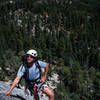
top-left (17, 60), bottom-right (47, 80)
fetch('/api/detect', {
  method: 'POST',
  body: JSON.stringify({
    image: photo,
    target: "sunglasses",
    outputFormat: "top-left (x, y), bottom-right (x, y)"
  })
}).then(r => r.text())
top-left (26, 54), bottom-right (34, 58)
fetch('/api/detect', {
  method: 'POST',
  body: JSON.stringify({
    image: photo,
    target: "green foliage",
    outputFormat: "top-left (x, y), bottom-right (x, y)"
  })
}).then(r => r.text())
top-left (57, 60), bottom-right (100, 100)
top-left (60, 66), bottom-right (71, 85)
top-left (54, 81), bottom-right (69, 100)
top-left (93, 71), bottom-right (100, 99)
top-left (0, 49), bottom-right (21, 80)
top-left (0, 70), bottom-right (5, 81)
top-left (69, 61), bottom-right (83, 93)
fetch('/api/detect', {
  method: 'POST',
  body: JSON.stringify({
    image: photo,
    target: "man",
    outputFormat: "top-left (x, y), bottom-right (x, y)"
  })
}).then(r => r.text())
top-left (4, 49), bottom-right (54, 100)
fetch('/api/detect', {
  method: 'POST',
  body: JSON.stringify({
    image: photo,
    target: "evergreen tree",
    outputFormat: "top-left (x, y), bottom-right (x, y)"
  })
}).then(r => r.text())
top-left (57, 30), bottom-right (65, 59)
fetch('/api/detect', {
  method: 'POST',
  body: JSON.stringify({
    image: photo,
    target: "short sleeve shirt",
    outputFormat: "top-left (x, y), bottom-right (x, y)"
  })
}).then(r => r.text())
top-left (17, 60), bottom-right (47, 80)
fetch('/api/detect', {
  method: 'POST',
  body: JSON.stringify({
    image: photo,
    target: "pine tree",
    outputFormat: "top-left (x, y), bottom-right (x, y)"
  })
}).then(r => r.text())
top-left (57, 30), bottom-right (65, 59)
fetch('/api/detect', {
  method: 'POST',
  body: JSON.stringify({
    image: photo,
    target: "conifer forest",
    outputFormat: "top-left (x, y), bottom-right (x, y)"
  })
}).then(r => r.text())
top-left (0, 0), bottom-right (100, 100)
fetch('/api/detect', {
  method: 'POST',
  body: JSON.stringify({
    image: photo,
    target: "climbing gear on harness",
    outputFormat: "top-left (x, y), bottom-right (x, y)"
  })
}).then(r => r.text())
top-left (27, 80), bottom-right (46, 96)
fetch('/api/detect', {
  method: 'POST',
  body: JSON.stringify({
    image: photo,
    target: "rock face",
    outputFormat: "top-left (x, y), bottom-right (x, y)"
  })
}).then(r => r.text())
top-left (0, 81), bottom-right (27, 100)
top-left (0, 73), bottom-right (59, 100)
top-left (0, 93), bottom-right (25, 100)
top-left (0, 81), bottom-right (47, 100)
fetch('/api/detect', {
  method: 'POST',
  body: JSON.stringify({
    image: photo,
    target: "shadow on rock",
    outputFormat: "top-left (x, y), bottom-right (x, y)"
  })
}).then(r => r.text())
top-left (10, 94), bottom-right (26, 100)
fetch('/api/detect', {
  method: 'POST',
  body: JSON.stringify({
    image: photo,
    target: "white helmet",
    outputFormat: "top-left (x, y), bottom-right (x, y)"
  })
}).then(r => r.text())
top-left (26, 49), bottom-right (38, 57)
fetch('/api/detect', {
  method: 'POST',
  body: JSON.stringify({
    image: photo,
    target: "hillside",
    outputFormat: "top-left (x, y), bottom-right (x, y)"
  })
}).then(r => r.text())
top-left (0, 0), bottom-right (100, 100)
